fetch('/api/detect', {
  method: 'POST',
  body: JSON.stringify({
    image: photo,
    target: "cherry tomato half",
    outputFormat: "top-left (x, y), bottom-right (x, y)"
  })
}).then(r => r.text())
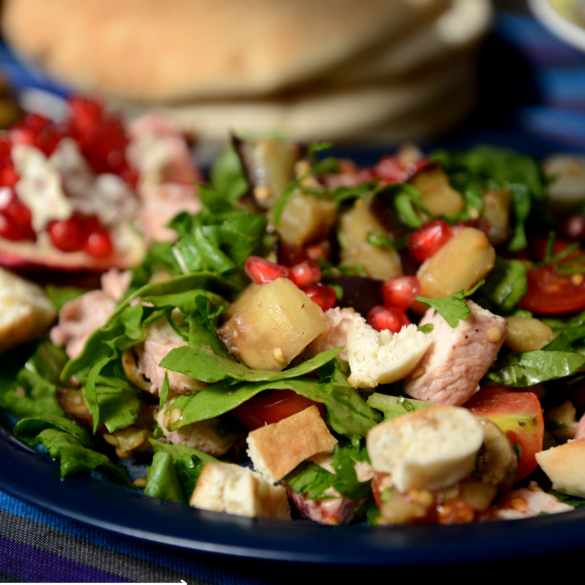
top-left (233, 390), bottom-right (325, 431)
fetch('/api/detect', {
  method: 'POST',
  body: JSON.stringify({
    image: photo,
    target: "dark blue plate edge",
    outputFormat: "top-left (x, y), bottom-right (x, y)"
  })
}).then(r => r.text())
top-left (2, 424), bottom-right (585, 567)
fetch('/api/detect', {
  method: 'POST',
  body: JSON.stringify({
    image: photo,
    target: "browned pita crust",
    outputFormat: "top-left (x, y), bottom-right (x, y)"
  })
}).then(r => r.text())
top-left (2, 0), bottom-right (449, 102)
top-left (247, 405), bottom-right (338, 482)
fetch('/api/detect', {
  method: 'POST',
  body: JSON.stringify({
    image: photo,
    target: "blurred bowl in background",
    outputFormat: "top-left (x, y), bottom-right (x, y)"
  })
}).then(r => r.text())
top-left (530, 0), bottom-right (585, 51)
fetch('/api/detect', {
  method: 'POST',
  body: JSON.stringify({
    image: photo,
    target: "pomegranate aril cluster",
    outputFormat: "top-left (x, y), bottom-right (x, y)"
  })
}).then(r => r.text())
top-left (244, 255), bottom-right (336, 311)
top-left (0, 95), bottom-right (135, 253)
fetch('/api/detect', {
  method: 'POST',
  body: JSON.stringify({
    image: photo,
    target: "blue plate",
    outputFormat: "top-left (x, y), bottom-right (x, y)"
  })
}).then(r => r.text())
top-left (2, 129), bottom-right (585, 566)
top-left (2, 423), bottom-right (585, 566)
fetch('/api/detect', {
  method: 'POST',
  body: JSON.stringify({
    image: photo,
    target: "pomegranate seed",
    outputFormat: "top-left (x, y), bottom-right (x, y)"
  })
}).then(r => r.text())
top-left (10, 125), bottom-right (37, 148)
top-left (0, 212), bottom-right (23, 241)
top-left (306, 240), bottom-right (332, 262)
top-left (408, 219), bottom-right (453, 262)
top-left (84, 229), bottom-right (113, 258)
top-left (374, 155), bottom-right (409, 184)
top-left (0, 137), bottom-right (11, 166)
top-left (277, 242), bottom-right (308, 267)
top-left (245, 256), bottom-right (292, 285)
top-left (304, 283), bottom-right (337, 312)
top-left (290, 261), bottom-right (321, 290)
top-left (0, 165), bottom-right (19, 188)
top-left (69, 95), bottom-right (104, 137)
top-left (48, 216), bottom-right (86, 252)
top-left (5, 196), bottom-right (31, 230)
top-left (367, 305), bottom-right (410, 333)
top-left (382, 276), bottom-right (421, 311)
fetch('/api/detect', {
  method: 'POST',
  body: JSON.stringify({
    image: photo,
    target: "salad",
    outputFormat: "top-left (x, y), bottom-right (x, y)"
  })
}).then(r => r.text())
top-left (2, 126), bottom-right (585, 527)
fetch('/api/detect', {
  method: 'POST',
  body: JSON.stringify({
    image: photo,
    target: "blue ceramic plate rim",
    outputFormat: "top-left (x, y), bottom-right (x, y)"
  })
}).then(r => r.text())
top-left (2, 130), bottom-right (585, 566)
top-left (2, 424), bottom-right (585, 566)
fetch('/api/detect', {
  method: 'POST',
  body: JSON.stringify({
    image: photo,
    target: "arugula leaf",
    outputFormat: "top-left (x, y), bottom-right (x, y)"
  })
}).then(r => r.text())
top-left (144, 451), bottom-right (187, 505)
top-left (166, 365), bottom-right (380, 437)
top-left (418, 324), bottom-right (434, 333)
top-left (284, 444), bottom-right (372, 501)
top-left (487, 350), bottom-right (585, 387)
top-left (127, 241), bottom-right (180, 295)
top-left (284, 462), bottom-right (337, 500)
top-left (481, 258), bottom-right (528, 313)
top-left (542, 333), bottom-right (573, 353)
top-left (45, 285), bottom-right (87, 311)
top-left (367, 392), bottom-right (434, 420)
top-left (149, 439), bottom-right (219, 464)
top-left (34, 429), bottom-right (109, 479)
top-left (0, 341), bottom-right (65, 423)
top-left (543, 310), bottom-right (585, 344)
top-left (13, 415), bottom-right (93, 448)
top-left (548, 489), bottom-right (585, 508)
top-left (391, 183), bottom-right (430, 228)
top-left (210, 143), bottom-right (249, 200)
top-left (432, 145), bottom-right (547, 251)
top-left (162, 342), bottom-right (341, 385)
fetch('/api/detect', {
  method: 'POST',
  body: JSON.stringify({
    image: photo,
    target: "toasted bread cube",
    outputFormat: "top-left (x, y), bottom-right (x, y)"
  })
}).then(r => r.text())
top-left (536, 440), bottom-right (585, 499)
top-left (347, 316), bottom-right (431, 388)
top-left (0, 267), bottom-right (56, 353)
top-left (217, 277), bottom-right (328, 371)
top-left (190, 462), bottom-right (291, 520)
top-left (367, 405), bottom-right (484, 492)
top-left (247, 405), bottom-right (338, 482)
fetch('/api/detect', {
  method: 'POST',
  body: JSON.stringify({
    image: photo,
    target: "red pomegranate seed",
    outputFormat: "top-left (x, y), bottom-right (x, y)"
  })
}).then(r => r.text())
top-left (382, 276), bottom-right (421, 311)
top-left (374, 155), bottom-right (409, 184)
top-left (278, 242), bottom-right (308, 267)
top-left (84, 229), bottom-right (113, 258)
top-left (245, 256), bottom-right (292, 285)
top-left (69, 95), bottom-right (104, 136)
top-left (290, 261), bottom-right (321, 290)
top-left (0, 165), bottom-right (19, 188)
top-left (0, 212), bottom-right (23, 241)
top-left (5, 196), bottom-right (31, 231)
top-left (47, 216), bottom-right (86, 252)
top-left (306, 240), bottom-right (332, 262)
top-left (0, 137), bottom-right (11, 166)
top-left (367, 305), bottom-right (410, 333)
top-left (408, 219), bottom-right (453, 262)
top-left (304, 283), bottom-right (337, 312)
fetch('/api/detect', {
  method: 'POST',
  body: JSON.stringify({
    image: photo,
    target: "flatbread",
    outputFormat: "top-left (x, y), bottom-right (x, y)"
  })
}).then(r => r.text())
top-left (2, 0), bottom-right (449, 102)
top-left (113, 59), bottom-right (475, 142)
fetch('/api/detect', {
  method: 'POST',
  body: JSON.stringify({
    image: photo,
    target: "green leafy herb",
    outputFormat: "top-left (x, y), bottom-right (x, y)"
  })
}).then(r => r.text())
top-left (45, 285), bottom-right (87, 311)
top-left (149, 439), bottom-right (219, 464)
top-left (481, 258), bottom-right (528, 313)
top-left (144, 451), bottom-right (188, 505)
top-left (14, 415), bottom-right (92, 448)
top-left (380, 487), bottom-right (393, 503)
top-left (285, 443), bottom-right (372, 501)
top-left (487, 348), bottom-right (585, 387)
top-left (548, 489), bottom-right (585, 508)
top-left (391, 183), bottom-right (430, 228)
top-left (418, 324), bottom-right (434, 334)
top-left (165, 365), bottom-right (380, 437)
top-left (367, 393), bottom-right (434, 420)
top-left (432, 145), bottom-right (547, 251)
top-left (366, 231), bottom-right (395, 248)
top-left (513, 442), bottom-right (522, 460)
top-left (415, 281), bottom-right (484, 328)
top-left (210, 143), bottom-right (249, 200)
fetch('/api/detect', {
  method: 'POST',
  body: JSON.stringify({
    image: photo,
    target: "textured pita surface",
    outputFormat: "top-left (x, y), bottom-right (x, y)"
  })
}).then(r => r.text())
top-left (113, 60), bottom-right (475, 142)
top-left (3, 0), bottom-right (448, 102)
top-left (247, 406), bottom-right (338, 483)
top-left (536, 440), bottom-right (585, 499)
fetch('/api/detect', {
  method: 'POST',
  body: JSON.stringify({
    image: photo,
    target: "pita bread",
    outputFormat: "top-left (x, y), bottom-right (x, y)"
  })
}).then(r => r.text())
top-left (2, 0), bottom-right (449, 102)
top-left (114, 59), bottom-right (475, 142)
top-left (327, 0), bottom-right (492, 84)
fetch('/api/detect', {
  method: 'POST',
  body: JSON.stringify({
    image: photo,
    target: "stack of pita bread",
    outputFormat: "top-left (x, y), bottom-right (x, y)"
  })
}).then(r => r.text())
top-left (2, 0), bottom-right (492, 142)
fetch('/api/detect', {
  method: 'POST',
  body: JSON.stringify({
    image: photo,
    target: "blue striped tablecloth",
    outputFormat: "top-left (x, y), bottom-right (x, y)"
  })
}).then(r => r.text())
top-left (3, 6), bottom-right (585, 582)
